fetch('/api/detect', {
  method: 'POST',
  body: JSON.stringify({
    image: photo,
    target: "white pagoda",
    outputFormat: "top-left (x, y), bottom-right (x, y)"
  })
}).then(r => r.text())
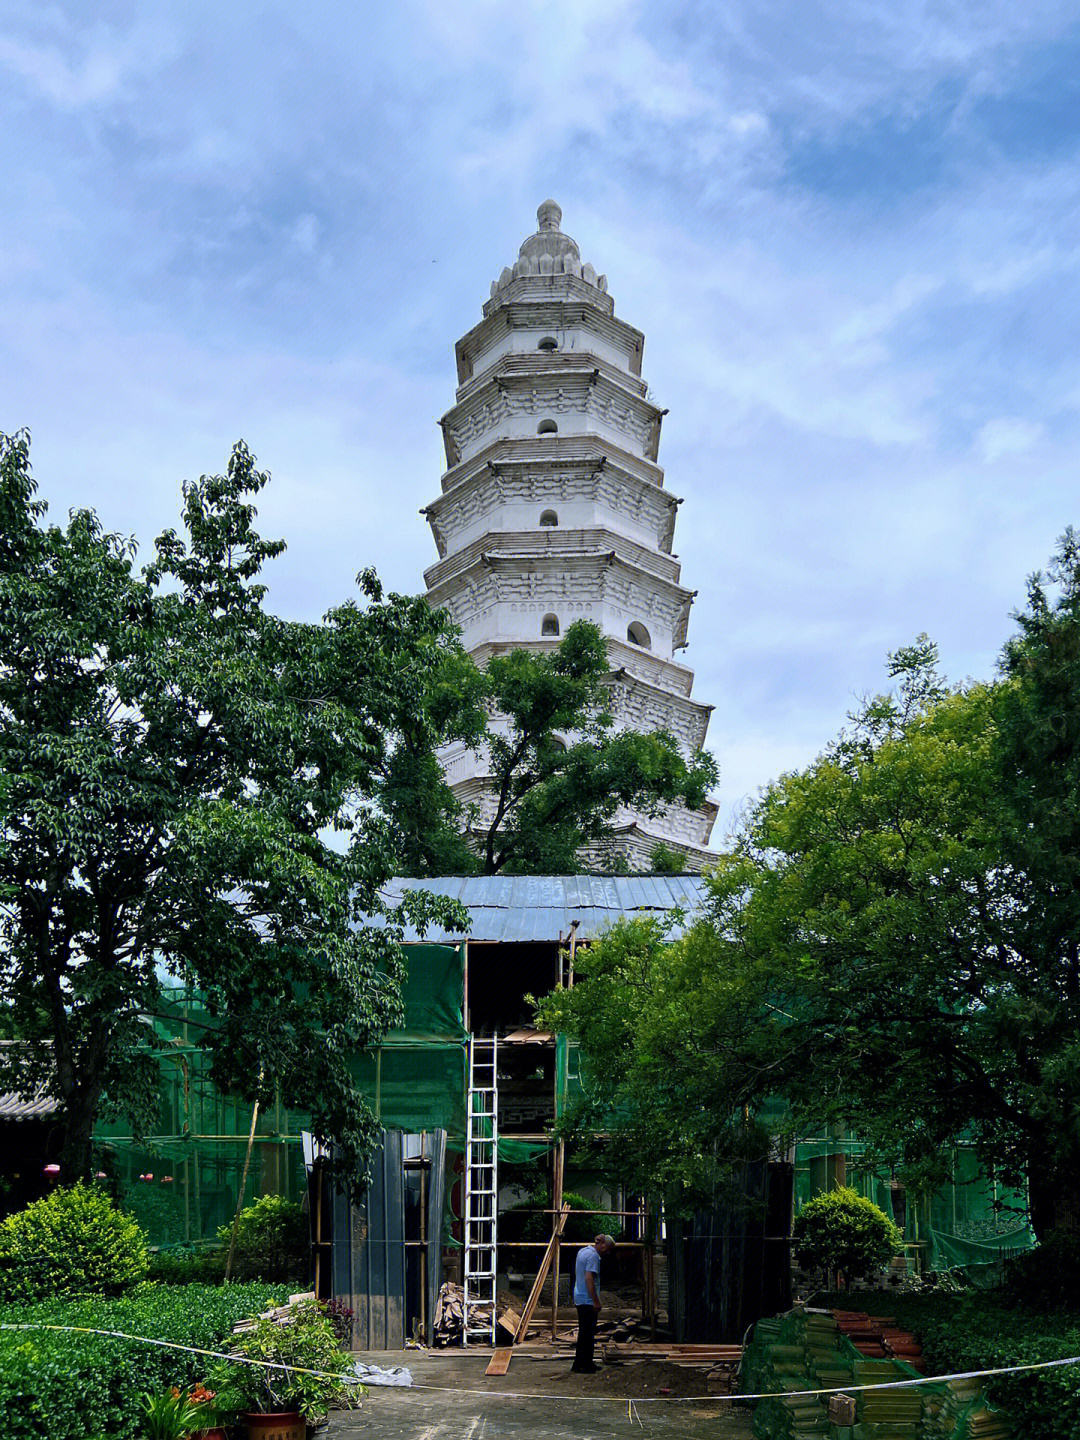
top-left (422, 200), bottom-right (717, 870)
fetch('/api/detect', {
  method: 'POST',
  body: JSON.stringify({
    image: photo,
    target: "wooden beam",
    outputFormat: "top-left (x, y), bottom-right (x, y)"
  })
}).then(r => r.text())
top-left (514, 1201), bottom-right (570, 1345)
top-left (550, 1140), bottom-right (565, 1340)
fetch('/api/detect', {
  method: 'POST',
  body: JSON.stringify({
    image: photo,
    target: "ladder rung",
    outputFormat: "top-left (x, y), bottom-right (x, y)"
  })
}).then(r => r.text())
top-left (466, 1036), bottom-right (497, 1343)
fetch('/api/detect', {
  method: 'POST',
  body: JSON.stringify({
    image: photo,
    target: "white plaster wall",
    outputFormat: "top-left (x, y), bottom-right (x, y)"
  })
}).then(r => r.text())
top-left (451, 597), bottom-right (673, 658)
top-left (441, 498), bottom-right (660, 554)
top-left (597, 600), bottom-right (673, 658)
top-left (455, 598), bottom-right (601, 652)
top-left (455, 406), bottom-right (649, 465)
top-left (470, 324), bottom-right (635, 380)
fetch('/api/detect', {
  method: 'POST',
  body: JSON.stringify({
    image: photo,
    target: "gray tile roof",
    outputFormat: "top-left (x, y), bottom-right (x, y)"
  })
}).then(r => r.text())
top-left (0, 1087), bottom-right (60, 1120)
top-left (379, 874), bottom-right (709, 943)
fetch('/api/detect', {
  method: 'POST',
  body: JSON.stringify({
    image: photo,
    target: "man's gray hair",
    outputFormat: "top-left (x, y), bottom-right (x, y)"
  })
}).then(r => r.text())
top-left (595, 1233), bottom-right (616, 1247)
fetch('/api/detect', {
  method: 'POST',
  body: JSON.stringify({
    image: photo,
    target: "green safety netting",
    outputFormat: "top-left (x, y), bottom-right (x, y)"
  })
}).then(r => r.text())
top-left (93, 992), bottom-right (309, 1250)
top-left (93, 943), bottom-right (468, 1248)
top-left (498, 1137), bottom-right (552, 1163)
top-left (793, 1129), bottom-right (1034, 1275)
top-left (395, 942), bottom-right (468, 1039)
top-left (347, 1041), bottom-right (465, 1137)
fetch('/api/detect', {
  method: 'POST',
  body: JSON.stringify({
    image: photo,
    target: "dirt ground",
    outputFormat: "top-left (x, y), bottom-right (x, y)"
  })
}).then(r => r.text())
top-left (327, 1349), bottom-right (754, 1440)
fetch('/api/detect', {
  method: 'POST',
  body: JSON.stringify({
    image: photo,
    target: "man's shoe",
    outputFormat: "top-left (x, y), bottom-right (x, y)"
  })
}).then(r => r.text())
top-left (571, 1364), bottom-right (599, 1373)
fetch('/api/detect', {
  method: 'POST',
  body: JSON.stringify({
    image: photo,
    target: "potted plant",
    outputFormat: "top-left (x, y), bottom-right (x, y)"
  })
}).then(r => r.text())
top-left (209, 1299), bottom-right (360, 1440)
top-left (140, 1389), bottom-right (208, 1440)
top-left (188, 1385), bottom-right (228, 1440)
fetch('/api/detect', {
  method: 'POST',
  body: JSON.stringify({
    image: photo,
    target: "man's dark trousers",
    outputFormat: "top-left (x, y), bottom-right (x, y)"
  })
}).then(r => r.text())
top-left (573, 1303), bottom-right (598, 1371)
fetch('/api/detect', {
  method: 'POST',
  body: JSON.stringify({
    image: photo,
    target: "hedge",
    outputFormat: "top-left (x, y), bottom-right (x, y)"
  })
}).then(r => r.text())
top-left (817, 1289), bottom-right (1080, 1440)
top-left (0, 1282), bottom-right (287, 1440)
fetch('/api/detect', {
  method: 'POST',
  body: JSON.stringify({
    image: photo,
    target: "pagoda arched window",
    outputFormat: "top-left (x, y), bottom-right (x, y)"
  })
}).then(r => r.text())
top-left (627, 621), bottom-right (651, 649)
top-left (539, 509), bottom-right (558, 527)
top-left (538, 336), bottom-right (558, 352)
top-left (537, 418), bottom-right (558, 435)
top-left (542, 613), bottom-right (560, 637)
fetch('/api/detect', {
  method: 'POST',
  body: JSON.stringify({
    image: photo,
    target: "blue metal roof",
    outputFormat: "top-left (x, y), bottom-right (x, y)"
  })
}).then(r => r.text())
top-left (378, 874), bottom-right (709, 944)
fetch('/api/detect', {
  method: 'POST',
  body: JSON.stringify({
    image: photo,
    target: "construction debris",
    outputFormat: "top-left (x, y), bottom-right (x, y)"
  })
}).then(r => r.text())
top-left (433, 1282), bottom-right (524, 1346)
top-left (741, 1307), bottom-right (1014, 1440)
top-left (231, 1293), bottom-right (317, 1333)
top-left (433, 1282), bottom-right (469, 1345)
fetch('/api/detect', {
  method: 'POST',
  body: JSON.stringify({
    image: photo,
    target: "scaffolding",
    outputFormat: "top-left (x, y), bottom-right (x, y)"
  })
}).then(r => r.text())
top-left (92, 942), bottom-right (468, 1249)
top-left (90, 931), bottom-right (1034, 1300)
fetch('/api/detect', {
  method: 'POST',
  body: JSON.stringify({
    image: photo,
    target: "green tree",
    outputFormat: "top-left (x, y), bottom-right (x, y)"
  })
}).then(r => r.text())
top-left (0, 432), bottom-right (465, 1187)
top-left (538, 538), bottom-right (1080, 1236)
top-left (993, 528), bottom-right (1080, 1233)
top-left (791, 1187), bottom-right (902, 1287)
top-left (535, 914), bottom-right (773, 1211)
top-left (411, 620), bottom-right (717, 875)
top-left (373, 640), bottom-right (487, 876)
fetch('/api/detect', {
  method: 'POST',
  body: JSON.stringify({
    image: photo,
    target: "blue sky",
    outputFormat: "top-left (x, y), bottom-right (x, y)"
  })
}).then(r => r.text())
top-left (2, 1), bottom-right (1077, 836)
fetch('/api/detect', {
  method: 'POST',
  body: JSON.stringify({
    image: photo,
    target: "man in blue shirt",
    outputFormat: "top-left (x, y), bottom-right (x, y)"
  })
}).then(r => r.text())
top-left (571, 1233), bottom-right (616, 1373)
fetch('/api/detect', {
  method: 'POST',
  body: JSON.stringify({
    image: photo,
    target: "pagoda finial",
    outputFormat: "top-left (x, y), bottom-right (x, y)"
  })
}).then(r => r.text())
top-left (537, 199), bottom-right (562, 232)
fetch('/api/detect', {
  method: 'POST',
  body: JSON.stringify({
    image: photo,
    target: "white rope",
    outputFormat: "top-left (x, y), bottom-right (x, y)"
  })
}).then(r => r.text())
top-left (4, 1321), bottom-right (1080, 1405)
top-left (0, 1323), bottom-right (357, 1383)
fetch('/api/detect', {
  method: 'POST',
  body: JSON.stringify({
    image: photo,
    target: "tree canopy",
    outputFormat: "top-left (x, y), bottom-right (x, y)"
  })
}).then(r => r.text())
top-left (539, 535), bottom-right (1080, 1236)
top-left (0, 432), bottom-right (465, 1187)
top-left (387, 619), bottom-right (718, 876)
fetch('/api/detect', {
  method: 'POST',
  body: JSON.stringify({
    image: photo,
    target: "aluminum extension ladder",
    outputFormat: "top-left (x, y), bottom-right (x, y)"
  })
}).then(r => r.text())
top-left (463, 1035), bottom-right (498, 1346)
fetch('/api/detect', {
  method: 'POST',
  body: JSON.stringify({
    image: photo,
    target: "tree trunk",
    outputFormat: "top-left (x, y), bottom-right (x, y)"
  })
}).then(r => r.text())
top-left (1028, 1161), bottom-right (1080, 1241)
top-left (57, 1086), bottom-right (101, 1184)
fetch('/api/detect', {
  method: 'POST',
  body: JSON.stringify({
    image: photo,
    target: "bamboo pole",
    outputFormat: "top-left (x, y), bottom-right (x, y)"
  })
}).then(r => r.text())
top-left (312, 1160), bottom-right (323, 1299)
top-left (420, 1135), bottom-right (429, 1345)
top-left (224, 1073), bottom-right (263, 1283)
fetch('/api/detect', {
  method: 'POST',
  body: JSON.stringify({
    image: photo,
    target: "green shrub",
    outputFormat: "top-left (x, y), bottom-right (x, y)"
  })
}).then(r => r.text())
top-left (146, 1196), bottom-right (309, 1286)
top-left (502, 1189), bottom-right (623, 1245)
top-left (792, 1185), bottom-right (902, 1285)
top-left (0, 1183), bottom-right (149, 1301)
top-left (208, 1298), bottom-right (357, 1419)
top-left (146, 1248), bottom-right (225, 1286)
top-left (215, 1195), bottom-right (308, 1284)
top-left (0, 1282), bottom-right (286, 1440)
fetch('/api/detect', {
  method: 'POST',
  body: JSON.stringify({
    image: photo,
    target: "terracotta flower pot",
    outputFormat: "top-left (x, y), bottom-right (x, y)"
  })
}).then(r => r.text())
top-left (244, 1413), bottom-right (306, 1440)
top-left (192, 1430), bottom-right (228, 1440)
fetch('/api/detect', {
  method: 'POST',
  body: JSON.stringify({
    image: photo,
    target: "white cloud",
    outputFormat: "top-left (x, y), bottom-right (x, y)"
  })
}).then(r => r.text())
top-left (0, 18), bottom-right (176, 109)
top-left (1, 0), bottom-right (1078, 835)
top-left (289, 214), bottom-right (322, 256)
top-left (977, 417), bottom-right (1044, 463)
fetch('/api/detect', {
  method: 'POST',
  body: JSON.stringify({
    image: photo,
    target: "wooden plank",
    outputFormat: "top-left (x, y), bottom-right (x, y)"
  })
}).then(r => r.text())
top-left (485, 1347), bottom-right (513, 1376)
top-left (514, 1202), bottom-right (570, 1344)
top-left (499, 1307), bottom-right (523, 1335)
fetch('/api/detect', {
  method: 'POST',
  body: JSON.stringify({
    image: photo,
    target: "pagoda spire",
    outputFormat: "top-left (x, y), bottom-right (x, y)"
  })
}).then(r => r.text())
top-left (422, 203), bottom-right (717, 870)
